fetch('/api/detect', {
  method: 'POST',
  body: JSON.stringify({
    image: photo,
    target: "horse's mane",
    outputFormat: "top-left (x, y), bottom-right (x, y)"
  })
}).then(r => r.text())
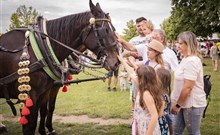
top-left (47, 11), bottom-right (91, 45)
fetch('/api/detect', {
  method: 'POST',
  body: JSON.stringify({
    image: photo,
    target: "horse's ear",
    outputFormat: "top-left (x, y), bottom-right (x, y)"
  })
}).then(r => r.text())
top-left (95, 3), bottom-right (103, 11)
top-left (89, 0), bottom-right (95, 9)
top-left (89, 0), bottom-right (102, 16)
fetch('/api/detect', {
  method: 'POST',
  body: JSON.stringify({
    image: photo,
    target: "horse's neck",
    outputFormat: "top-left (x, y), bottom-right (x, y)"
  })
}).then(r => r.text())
top-left (46, 12), bottom-right (91, 62)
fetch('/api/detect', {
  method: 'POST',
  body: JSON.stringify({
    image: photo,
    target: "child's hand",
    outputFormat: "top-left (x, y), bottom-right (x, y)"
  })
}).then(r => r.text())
top-left (117, 55), bottom-right (124, 62)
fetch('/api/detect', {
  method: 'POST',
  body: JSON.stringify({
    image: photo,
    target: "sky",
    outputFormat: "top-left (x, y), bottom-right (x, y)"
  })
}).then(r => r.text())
top-left (0, 0), bottom-right (172, 34)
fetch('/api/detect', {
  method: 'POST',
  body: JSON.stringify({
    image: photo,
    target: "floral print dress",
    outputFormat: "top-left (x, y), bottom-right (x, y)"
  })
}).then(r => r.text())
top-left (133, 92), bottom-right (161, 135)
top-left (158, 94), bottom-right (170, 135)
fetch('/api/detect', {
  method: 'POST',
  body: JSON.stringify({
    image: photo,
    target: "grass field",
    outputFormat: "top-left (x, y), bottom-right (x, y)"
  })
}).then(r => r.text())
top-left (0, 58), bottom-right (219, 135)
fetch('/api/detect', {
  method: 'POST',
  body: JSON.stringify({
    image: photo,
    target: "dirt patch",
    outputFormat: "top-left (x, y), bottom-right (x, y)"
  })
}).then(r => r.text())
top-left (53, 114), bottom-right (131, 125)
top-left (1, 114), bottom-right (131, 125)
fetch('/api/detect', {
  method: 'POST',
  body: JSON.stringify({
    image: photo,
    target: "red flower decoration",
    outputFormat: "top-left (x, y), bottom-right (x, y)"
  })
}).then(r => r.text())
top-left (21, 106), bottom-right (30, 116)
top-left (62, 85), bottom-right (68, 92)
top-left (26, 97), bottom-right (33, 107)
top-left (19, 116), bottom-right (28, 125)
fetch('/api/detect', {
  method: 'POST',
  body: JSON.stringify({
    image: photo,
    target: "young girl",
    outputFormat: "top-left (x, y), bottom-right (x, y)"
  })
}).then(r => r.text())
top-left (157, 68), bottom-right (172, 135)
top-left (118, 55), bottom-right (162, 135)
top-left (119, 65), bottom-right (128, 91)
top-left (129, 39), bottom-right (164, 71)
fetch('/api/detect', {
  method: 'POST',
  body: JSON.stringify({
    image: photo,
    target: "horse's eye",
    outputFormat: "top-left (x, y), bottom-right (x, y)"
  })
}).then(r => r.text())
top-left (105, 28), bottom-right (109, 33)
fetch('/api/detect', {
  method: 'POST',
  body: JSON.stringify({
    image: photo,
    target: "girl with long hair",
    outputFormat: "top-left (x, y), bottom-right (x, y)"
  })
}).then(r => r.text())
top-left (157, 68), bottom-right (172, 135)
top-left (118, 55), bottom-right (162, 135)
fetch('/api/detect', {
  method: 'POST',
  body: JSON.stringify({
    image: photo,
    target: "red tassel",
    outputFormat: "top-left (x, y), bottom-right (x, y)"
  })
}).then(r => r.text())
top-left (19, 116), bottom-right (28, 125)
top-left (21, 106), bottom-right (30, 116)
top-left (62, 85), bottom-right (68, 92)
top-left (26, 98), bottom-right (33, 107)
top-left (68, 75), bottom-right (72, 80)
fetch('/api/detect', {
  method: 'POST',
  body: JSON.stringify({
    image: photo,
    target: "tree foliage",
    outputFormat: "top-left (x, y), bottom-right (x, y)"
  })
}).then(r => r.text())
top-left (162, 0), bottom-right (220, 41)
top-left (121, 20), bottom-right (138, 41)
top-left (9, 5), bottom-right (40, 30)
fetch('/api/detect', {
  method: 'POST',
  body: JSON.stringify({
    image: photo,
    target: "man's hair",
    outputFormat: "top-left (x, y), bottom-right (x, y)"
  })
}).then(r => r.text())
top-left (153, 29), bottom-right (167, 46)
top-left (135, 17), bottom-right (147, 23)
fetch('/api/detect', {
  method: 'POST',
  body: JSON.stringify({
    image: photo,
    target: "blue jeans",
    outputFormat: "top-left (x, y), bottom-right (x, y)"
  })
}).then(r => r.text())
top-left (173, 107), bottom-right (205, 135)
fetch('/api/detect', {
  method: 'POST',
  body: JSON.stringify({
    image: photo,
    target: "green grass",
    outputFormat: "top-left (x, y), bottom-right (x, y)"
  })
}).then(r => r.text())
top-left (0, 121), bottom-right (131, 135)
top-left (200, 58), bottom-right (220, 135)
top-left (55, 71), bottom-right (131, 119)
top-left (0, 58), bottom-right (219, 135)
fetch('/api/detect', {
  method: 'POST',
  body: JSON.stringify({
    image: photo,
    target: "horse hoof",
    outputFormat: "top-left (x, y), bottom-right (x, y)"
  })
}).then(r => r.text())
top-left (47, 130), bottom-right (58, 135)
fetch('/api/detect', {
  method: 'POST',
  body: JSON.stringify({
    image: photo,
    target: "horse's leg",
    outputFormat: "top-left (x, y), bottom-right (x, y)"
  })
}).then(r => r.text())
top-left (38, 91), bottom-right (50, 135)
top-left (46, 87), bottom-right (60, 135)
top-left (22, 87), bottom-right (49, 135)
top-left (22, 102), bottom-right (39, 135)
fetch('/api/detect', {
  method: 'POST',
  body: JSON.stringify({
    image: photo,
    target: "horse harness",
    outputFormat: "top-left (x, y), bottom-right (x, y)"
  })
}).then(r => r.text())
top-left (0, 15), bottom-right (117, 116)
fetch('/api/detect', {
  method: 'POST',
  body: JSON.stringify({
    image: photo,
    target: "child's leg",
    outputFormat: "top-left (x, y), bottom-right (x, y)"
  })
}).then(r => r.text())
top-left (214, 60), bottom-right (218, 71)
top-left (120, 82), bottom-right (123, 91)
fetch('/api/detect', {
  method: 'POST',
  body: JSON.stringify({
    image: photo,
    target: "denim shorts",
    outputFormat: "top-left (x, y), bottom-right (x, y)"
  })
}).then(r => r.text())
top-left (107, 69), bottom-right (119, 77)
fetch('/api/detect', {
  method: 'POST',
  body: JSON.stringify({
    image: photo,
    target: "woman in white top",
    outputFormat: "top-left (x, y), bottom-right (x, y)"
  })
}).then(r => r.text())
top-left (171, 31), bottom-right (207, 135)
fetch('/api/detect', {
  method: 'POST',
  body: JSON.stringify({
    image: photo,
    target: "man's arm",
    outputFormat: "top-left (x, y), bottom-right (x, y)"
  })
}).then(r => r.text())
top-left (115, 33), bottom-right (137, 51)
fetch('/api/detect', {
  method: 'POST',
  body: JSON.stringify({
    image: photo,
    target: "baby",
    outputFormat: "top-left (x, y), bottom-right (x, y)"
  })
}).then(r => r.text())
top-left (119, 65), bottom-right (128, 91)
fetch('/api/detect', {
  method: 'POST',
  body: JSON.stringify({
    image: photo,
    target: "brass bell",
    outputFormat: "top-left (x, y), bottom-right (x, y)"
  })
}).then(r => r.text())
top-left (89, 18), bottom-right (96, 24)
top-left (20, 102), bottom-right (25, 109)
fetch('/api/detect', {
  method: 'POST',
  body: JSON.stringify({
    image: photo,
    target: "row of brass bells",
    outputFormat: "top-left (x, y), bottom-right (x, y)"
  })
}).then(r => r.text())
top-left (18, 84), bottom-right (31, 92)
top-left (18, 93), bottom-right (28, 101)
top-left (17, 68), bottom-right (30, 75)
top-left (18, 76), bottom-right (30, 83)
top-left (18, 60), bottom-right (30, 67)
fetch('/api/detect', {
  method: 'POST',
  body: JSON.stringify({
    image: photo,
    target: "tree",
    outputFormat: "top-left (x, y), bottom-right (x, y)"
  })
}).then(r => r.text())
top-left (163, 0), bottom-right (220, 40)
top-left (9, 5), bottom-right (40, 30)
top-left (121, 20), bottom-right (138, 41)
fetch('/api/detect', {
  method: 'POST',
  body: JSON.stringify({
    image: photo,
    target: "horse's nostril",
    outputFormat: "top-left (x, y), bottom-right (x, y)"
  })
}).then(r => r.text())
top-left (115, 62), bottom-right (120, 69)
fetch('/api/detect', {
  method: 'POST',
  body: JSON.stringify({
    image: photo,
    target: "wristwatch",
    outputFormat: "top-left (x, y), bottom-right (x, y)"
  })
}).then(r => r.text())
top-left (175, 103), bottom-right (181, 108)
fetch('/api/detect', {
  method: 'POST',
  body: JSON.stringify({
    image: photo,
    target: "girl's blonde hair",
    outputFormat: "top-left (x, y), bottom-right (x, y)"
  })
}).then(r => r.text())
top-left (136, 65), bottom-right (162, 113)
top-left (142, 20), bottom-right (154, 31)
top-left (155, 53), bottom-right (164, 68)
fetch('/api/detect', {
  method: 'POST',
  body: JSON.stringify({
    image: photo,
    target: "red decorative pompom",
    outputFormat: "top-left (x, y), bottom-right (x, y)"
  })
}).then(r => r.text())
top-left (26, 97), bottom-right (33, 107)
top-left (68, 75), bottom-right (73, 80)
top-left (19, 116), bottom-right (28, 125)
top-left (21, 106), bottom-right (30, 116)
top-left (62, 85), bottom-right (68, 92)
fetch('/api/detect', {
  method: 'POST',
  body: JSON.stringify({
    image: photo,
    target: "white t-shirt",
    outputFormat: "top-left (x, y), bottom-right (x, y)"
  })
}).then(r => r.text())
top-left (129, 35), bottom-right (151, 46)
top-left (130, 35), bottom-right (151, 63)
top-left (171, 56), bottom-right (207, 108)
top-left (162, 47), bottom-right (179, 72)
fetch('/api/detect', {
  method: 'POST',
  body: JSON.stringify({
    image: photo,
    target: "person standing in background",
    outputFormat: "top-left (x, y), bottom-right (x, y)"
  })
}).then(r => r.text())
top-left (210, 41), bottom-right (219, 71)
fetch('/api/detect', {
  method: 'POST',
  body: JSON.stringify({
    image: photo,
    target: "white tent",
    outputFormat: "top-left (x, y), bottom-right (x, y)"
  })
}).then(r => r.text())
top-left (207, 33), bottom-right (219, 40)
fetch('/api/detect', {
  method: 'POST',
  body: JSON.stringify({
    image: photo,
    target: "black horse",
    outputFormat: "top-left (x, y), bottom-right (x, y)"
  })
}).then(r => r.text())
top-left (0, 0), bottom-right (119, 134)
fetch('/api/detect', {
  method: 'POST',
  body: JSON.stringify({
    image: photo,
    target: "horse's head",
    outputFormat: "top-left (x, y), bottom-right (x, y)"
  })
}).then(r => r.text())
top-left (81, 0), bottom-right (119, 71)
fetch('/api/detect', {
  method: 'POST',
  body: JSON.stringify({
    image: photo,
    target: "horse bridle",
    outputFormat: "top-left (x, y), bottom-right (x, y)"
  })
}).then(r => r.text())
top-left (80, 14), bottom-right (118, 63)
